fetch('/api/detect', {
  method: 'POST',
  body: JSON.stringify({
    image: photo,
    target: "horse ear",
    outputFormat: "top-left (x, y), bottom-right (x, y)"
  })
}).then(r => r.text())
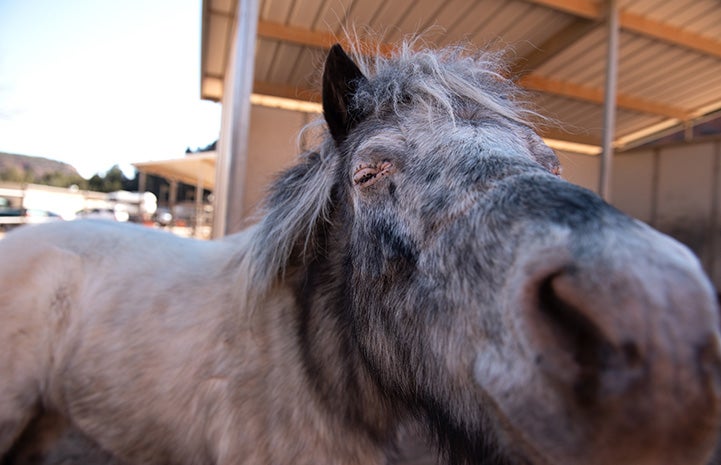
top-left (322, 44), bottom-right (367, 146)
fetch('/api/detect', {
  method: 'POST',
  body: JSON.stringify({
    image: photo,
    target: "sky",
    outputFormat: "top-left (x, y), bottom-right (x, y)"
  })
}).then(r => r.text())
top-left (0, 0), bottom-right (222, 178)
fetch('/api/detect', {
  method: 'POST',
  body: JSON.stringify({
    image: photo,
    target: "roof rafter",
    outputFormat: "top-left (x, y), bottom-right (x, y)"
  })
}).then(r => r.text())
top-left (253, 81), bottom-right (320, 103)
top-left (519, 75), bottom-right (691, 120)
top-left (522, 0), bottom-right (721, 59)
top-left (256, 21), bottom-right (396, 56)
top-left (539, 127), bottom-right (601, 147)
top-left (520, 0), bottom-right (601, 20)
top-left (620, 11), bottom-right (721, 59)
top-left (511, 18), bottom-right (600, 76)
top-left (257, 21), bottom-right (334, 49)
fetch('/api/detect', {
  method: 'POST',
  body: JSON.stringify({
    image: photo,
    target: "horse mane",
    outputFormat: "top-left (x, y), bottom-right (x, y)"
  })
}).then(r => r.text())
top-left (245, 138), bottom-right (338, 293)
top-left (247, 39), bottom-right (538, 293)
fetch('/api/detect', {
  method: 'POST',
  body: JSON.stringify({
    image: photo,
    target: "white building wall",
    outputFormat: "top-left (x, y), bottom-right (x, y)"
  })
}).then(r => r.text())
top-left (557, 151), bottom-right (600, 194)
top-left (560, 141), bottom-right (721, 289)
top-left (243, 105), bottom-right (315, 218)
top-left (611, 150), bottom-right (657, 224)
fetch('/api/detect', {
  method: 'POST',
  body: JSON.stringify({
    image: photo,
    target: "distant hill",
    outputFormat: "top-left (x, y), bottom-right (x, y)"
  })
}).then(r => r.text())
top-left (0, 152), bottom-right (81, 180)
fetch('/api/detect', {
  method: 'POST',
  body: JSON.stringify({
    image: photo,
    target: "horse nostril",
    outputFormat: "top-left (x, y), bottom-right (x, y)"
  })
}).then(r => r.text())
top-left (536, 272), bottom-right (617, 404)
top-left (697, 336), bottom-right (721, 396)
top-left (621, 341), bottom-right (641, 367)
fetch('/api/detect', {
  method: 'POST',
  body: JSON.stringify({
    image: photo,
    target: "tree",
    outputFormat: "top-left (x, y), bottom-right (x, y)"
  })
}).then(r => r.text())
top-left (40, 171), bottom-right (87, 189)
top-left (85, 165), bottom-right (137, 193)
top-left (0, 166), bottom-right (30, 183)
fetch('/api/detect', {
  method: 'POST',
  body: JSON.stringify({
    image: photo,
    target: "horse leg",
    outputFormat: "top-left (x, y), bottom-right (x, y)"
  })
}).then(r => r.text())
top-left (0, 390), bottom-right (38, 458)
top-left (0, 309), bottom-right (44, 457)
top-left (4, 412), bottom-right (126, 465)
top-left (3, 411), bottom-right (65, 464)
top-left (0, 244), bottom-right (81, 458)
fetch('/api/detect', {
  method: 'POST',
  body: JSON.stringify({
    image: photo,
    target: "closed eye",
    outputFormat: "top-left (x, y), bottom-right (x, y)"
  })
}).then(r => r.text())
top-left (353, 161), bottom-right (394, 188)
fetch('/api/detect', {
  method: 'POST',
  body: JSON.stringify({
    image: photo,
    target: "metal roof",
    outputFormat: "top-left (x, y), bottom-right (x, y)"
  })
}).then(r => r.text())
top-left (200, 0), bottom-right (721, 153)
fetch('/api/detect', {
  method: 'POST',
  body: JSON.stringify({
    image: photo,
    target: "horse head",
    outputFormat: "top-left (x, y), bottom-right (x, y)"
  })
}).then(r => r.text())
top-left (313, 43), bottom-right (721, 465)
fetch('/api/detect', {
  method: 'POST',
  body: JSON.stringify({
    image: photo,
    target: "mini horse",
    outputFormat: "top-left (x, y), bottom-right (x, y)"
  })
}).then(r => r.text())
top-left (1, 43), bottom-right (720, 465)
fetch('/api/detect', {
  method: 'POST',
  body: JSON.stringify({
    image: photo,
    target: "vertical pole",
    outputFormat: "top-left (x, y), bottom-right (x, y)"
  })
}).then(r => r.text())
top-left (599, 0), bottom-right (619, 202)
top-left (194, 178), bottom-right (204, 237)
top-left (212, 97), bottom-right (232, 237)
top-left (138, 171), bottom-right (147, 194)
top-left (709, 141), bottom-right (721, 286)
top-left (169, 179), bottom-right (178, 227)
top-left (137, 171), bottom-right (148, 222)
top-left (212, 0), bottom-right (260, 237)
top-left (684, 121), bottom-right (694, 141)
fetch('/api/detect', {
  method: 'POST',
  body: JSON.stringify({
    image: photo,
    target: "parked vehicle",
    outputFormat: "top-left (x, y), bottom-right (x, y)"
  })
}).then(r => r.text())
top-left (0, 208), bottom-right (62, 231)
top-left (153, 208), bottom-right (173, 227)
top-left (75, 206), bottom-right (130, 222)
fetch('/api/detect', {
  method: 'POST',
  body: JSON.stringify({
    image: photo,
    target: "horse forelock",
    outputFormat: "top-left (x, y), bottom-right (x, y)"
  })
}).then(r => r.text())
top-left (347, 39), bottom-right (541, 128)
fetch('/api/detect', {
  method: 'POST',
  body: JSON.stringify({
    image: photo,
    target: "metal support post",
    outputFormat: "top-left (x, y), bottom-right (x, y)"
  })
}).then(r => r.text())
top-left (212, 0), bottom-right (260, 237)
top-left (600, 0), bottom-right (619, 202)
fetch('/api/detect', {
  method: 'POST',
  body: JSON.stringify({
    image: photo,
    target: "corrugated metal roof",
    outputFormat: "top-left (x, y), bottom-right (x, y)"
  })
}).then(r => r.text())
top-left (201, 0), bottom-right (721, 152)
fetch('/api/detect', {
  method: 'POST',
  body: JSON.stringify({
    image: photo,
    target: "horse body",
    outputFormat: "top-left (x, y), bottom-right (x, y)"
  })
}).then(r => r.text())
top-left (1, 43), bottom-right (721, 465)
top-left (0, 220), bottom-right (391, 464)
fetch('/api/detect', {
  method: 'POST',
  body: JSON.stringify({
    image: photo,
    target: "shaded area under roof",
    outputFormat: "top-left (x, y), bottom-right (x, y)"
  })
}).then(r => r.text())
top-left (201, 0), bottom-right (721, 152)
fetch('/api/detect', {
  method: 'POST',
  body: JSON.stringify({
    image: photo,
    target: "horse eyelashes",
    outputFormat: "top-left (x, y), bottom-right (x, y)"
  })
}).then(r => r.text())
top-left (354, 167), bottom-right (377, 185)
top-left (353, 161), bottom-right (394, 188)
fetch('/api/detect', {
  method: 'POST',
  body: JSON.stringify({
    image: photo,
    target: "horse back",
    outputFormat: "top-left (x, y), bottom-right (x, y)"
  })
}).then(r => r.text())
top-left (0, 222), bottom-right (85, 389)
top-left (0, 220), bottom-right (261, 463)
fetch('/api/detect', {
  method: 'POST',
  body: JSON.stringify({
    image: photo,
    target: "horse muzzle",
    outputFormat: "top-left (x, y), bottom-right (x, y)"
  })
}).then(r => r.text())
top-left (474, 222), bottom-right (721, 465)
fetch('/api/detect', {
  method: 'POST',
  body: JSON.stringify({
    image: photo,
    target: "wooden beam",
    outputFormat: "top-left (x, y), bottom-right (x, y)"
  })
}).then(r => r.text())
top-left (257, 20), bottom-right (334, 49)
top-left (519, 74), bottom-right (691, 119)
top-left (539, 127), bottom-right (601, 147)
top-left (252, 81), bottom-right (320, 102)
top-left (256, 20), bottom-right (396, 56)
top-left (521, 0), bottom-right (601, 19)
top-left (511, 18), bottom-right (599, 76)
top-left (616, 93), bottom-right (691, 122)
top-left (620, 11), bottom-right (721, 59)
top-left (523, 0), bottom-right (721, 59)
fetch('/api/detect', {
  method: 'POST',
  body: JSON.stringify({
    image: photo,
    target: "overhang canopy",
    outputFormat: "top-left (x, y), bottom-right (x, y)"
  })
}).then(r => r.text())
top-left (133, 152), bottom-right (216, 189)
top-left (201, 0), bottom-right (721, 152)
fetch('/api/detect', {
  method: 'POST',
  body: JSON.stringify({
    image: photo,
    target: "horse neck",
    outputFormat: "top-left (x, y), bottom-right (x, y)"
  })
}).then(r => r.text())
top-left (233, 273), bottom-right (397, 463)
top-left (222, 223), bottom-right (402, 459)
top-left (286, 221), bottom-right (413, 437)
